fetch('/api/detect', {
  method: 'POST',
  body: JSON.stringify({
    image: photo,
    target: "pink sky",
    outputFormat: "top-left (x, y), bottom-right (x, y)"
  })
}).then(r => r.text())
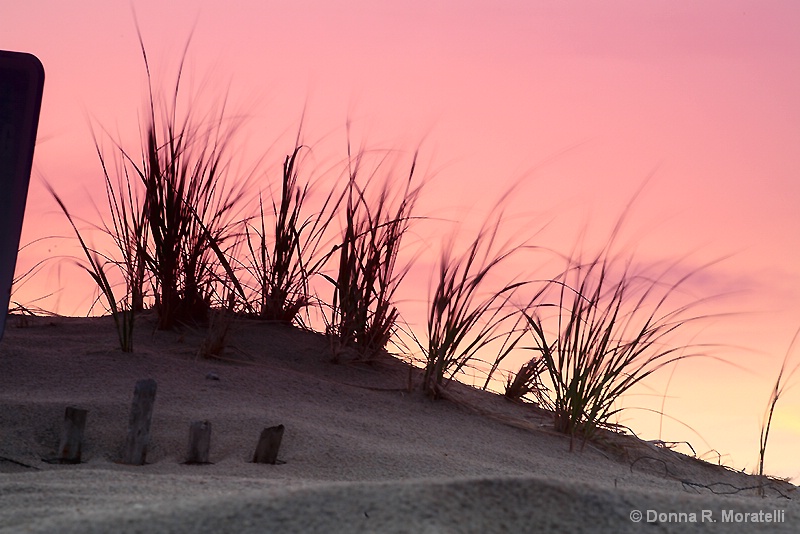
top-left (4, 1), bottom-right (800, 478)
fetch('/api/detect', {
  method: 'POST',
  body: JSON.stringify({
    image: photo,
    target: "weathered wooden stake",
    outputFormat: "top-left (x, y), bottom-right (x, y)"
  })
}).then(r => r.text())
top-left (121, 378), bottom-right (157, 465)
top-left (252, 425), bottom-right (284, 464)
top-left (57, 406), bottom-right (87, 464)
top-left (185, 420), bottom-right (212, 464)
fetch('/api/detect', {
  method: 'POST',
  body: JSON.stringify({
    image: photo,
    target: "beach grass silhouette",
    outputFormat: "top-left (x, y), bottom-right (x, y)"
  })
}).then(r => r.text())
top-left (239, 144), bottom-right (339, 324)
top-left (422, 209), bottom-right (532, 399)
top-left (323, 141), bottom-right (422, 360)
top-left (519, 244), bottom-right (725, 449)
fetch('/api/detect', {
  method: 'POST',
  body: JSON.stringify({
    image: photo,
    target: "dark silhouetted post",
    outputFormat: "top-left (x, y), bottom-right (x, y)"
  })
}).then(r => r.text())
top-left (0, 51), bottom-right (44, 342)
top-left (252, 425), bottom-right (284, 464)
top-left (185, 420), bottom-right (212, 464)
top-left (57, 406), bottom-right (87, 464)
top-left (122, 379), bottom-right (157, 465)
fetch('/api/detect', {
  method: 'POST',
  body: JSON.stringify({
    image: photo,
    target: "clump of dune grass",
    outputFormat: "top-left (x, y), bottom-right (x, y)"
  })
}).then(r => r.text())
top-left (422, 211), bottom-right (530, 399)
top-left (325, 144), bottom-right (422, 360)
top-left (241, 144), bottom-right (342, 323)
top-left (757, 326), bottom-right (800, 495)
top-left (101, 32), bottom-right (250, 330)
top-left (518, 245), bottom-right (720, 449)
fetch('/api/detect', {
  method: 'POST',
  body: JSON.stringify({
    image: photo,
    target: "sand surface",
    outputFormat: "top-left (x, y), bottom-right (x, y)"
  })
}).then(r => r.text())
top-left (1, 314), bottom-right (797, 533)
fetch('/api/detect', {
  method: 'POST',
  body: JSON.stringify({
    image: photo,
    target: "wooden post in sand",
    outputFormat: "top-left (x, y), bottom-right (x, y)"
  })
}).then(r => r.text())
top-left (185, 420), bottom-right (212, 464)
top-left (57, 406), bottom-right (87, 464)
top-left (252, 425), bottom-right (284, 464)
top-left (122, 378), bottom-right (157, 465)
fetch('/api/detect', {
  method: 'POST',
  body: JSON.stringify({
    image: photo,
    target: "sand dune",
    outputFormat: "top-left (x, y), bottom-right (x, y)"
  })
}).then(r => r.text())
top-left (1, 314), bottom-right (797, 532)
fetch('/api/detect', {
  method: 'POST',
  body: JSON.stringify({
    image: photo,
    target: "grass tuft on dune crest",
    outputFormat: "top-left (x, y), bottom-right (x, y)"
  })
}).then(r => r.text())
top-left (325, 139), bottom-right (423, 360)
top-left (422, 210), bottom-right (530, 399)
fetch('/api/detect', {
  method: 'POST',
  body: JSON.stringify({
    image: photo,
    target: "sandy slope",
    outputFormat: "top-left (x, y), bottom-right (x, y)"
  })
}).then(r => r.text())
top-left (1, 314), bottom-right (797, 533)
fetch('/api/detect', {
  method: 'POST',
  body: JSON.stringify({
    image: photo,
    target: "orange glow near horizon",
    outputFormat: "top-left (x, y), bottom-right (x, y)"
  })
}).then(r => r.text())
top-left (3, 1), bottom-right (800, 479)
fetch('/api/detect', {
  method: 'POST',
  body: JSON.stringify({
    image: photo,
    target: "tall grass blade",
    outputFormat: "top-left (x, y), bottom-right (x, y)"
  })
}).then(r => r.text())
top-left (757, 326), bottom-right (800, 494)
top-left (47, 185), bottom-right (135, 352)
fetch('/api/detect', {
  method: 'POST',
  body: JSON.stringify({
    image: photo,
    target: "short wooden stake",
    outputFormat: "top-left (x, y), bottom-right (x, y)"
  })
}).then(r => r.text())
top-left (122, 378), bottom-right (157, 465)
top-left (252, 425), bottom-right (284, 464)
top-left (185, 420), bottom-right (212, 464)
top-left (57, 406), bottom-right (87, 464)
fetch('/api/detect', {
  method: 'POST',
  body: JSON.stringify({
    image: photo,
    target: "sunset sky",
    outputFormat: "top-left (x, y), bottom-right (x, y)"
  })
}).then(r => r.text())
top-left (3, 1), bottom-right (800, 479)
